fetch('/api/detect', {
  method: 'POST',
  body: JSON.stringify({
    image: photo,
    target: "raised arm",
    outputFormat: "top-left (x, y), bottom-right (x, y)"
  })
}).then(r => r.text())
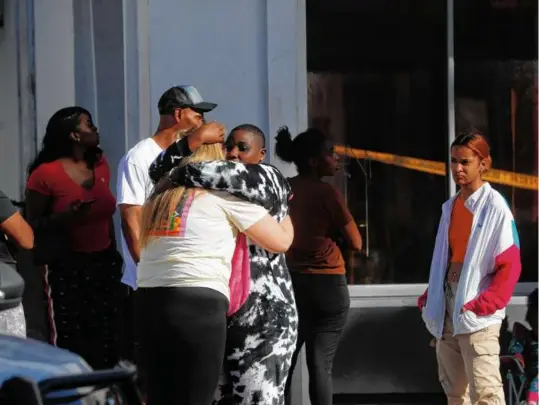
top-left (149, 122), bottom-right (225, 183)
top-left (117, 158), bottom-right (149, 265)
top-left (326, 185), bottom-right (362, 252)
top-left (149, 135), bottom-right (292, 221)
top-left (221, 194), bottom-right (294, 253)
top-left (149, 137), bottom-right (193, 184)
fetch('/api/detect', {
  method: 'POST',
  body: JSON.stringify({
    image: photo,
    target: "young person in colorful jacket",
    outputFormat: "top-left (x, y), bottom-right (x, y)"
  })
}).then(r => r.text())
top-left (418, 131), bottom-right (522, 405)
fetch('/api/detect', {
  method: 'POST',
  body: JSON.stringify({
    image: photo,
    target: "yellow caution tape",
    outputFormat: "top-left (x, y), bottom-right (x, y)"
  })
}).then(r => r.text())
top-left (335, 145), bottom-right (538, 191)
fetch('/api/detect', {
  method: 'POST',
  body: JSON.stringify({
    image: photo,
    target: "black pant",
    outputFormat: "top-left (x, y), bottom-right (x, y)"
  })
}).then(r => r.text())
top-left (45, 248), bottom-right (124, 370)
top-left (121, 286), bottom-right (136, 362)
top-left (135, 286), bottom-right (228, 405)
top-left (285, 273), bottom-right (350, 405)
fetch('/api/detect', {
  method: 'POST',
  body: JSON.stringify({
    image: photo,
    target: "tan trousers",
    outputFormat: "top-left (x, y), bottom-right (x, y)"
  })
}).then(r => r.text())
top-left (436, 316), bottom-right (505, 405)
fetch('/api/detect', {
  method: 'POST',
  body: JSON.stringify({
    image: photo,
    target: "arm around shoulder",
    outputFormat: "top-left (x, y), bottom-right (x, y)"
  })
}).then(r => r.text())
top-left (118, 204), bottom-right (142, 264)
top-left (1, 212), bottom-right (34, 250)
top-left (0, 190), bottom-right (33, 250)
top-left (222, 194), bottom-right (294, 254)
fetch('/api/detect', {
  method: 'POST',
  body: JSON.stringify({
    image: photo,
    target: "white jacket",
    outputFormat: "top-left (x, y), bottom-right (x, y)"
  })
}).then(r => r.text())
top-left (422, 183), bottom-right (521, 338)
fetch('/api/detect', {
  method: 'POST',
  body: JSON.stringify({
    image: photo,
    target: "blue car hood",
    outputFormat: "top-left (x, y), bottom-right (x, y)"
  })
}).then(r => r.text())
top-left (0, 335), bottom-right (92, 384)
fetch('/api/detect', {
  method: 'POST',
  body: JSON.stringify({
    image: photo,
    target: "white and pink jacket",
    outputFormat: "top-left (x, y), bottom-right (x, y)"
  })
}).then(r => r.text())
top-left (420, 182), bottom-right (521, 338)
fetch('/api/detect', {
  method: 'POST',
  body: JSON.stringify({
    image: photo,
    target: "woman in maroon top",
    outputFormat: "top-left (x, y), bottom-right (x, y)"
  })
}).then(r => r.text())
top-left (25, 107), bottom-right (123, 370)
top-left (276, 127), bottom-right (362, 405)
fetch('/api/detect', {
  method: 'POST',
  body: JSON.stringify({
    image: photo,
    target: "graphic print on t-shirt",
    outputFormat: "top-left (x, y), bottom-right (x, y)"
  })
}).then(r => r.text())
top-left (148, 192), bottom-right (195, 238)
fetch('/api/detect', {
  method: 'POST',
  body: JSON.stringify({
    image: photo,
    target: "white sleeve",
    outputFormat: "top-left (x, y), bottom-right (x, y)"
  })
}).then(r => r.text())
top-left (219, 193), bottom-right (269, 232)
top-left (116, 158), bottom-right (148, 206)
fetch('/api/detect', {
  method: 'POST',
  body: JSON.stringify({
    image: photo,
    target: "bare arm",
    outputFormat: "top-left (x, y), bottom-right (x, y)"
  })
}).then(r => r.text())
top-left (149, 132), bottom-right (292, 222)
top-left (1, 212), bottom-right (34, 250)
top-left (341, 220), bottom-right (362, 252)
top-left (118, 204), bottom-right (142, 264)
top-left (327, 185), bottom-right (362, 252)
top-left (149, 137), bottom-right (193, 184)
top-left (117, 157), bottom-right (153, 264)
top-left (244, 215), bottom-right (294, 254)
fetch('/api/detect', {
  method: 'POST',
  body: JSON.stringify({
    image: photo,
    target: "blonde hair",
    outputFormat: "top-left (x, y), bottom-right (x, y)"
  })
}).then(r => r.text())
top-left (140, 143), bottom-right (224, 248)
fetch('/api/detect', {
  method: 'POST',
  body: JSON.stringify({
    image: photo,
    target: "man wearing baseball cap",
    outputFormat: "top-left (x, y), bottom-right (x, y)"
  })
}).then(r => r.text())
top-left (157, 85), bottom-right (218, 115)
top-left (116, 85), bottom-right (224, 364)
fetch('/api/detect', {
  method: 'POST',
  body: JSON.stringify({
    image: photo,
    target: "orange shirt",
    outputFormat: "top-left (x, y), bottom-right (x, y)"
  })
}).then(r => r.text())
top-left (448, 197), bottom-right (473, 263)
top-left (286, 178), bottom-right (353, 275)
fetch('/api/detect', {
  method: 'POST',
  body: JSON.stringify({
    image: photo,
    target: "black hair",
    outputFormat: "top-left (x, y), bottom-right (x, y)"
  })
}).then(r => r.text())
top-left (158, 87), bottom-right (188, 115)
top-left (28, 106), bottom-right (96, 175)
top-left (275, 126), bottom-right (327, 173)
top-left (230, 124), bottom-right (266, 148)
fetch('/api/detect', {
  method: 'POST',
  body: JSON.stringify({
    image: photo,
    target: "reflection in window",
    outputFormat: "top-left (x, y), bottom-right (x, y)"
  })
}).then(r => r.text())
top-left (307, 0), bottom-right (447, 284)
top-left (455, 63), bottom-right (537, 282)
top-left (306, 0), bottom-right (537, 284)
top-left (309, 71), bottom-right (447, 285)
top-left (455, 0), bottom-right (538, 282)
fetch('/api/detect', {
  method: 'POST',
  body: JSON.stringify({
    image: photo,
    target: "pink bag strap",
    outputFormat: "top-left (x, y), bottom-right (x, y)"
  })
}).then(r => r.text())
top-left (227, 233), bottom-right (251, 316)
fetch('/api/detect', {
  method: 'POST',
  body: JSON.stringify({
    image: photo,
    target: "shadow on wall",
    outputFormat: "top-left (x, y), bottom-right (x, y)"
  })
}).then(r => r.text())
top-left (333, 306), bottom-right (442, 395)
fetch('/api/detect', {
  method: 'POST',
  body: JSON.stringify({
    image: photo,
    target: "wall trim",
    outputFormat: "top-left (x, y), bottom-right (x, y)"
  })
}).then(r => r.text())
top-left (33, 0), bottom-right (76, 143)
top-left (136, 0), bottom-right (150, 142)
top-left (266, 0), bottom-right (308, 178)
top-left (16, 0), bottom-right (36, 199)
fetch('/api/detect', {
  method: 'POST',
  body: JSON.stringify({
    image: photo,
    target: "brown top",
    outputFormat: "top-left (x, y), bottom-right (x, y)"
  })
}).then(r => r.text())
top-left (286, 177), bottom-right (353, 275)
top-left (447, 196), bottom-right (473, 283)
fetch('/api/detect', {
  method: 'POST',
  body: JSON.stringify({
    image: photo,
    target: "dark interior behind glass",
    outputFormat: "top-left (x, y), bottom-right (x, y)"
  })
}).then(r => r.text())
top-left (306, 0), bottom-right (538, 284)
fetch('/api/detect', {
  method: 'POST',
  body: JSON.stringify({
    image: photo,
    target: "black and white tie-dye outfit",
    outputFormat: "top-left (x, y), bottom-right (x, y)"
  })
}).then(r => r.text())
top-left (149, 139), bottom-right (298, 405)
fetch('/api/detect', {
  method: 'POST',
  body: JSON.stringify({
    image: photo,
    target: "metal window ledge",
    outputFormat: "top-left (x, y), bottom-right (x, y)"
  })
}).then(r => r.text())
top-left (347, 283), bottom-right (535, 308)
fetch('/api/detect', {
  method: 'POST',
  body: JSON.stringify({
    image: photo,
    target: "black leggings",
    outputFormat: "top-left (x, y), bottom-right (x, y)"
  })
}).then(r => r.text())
top-left (285, 273), bottom-right (350, 405)
top-left (135, 286), bottom-right (228, 405)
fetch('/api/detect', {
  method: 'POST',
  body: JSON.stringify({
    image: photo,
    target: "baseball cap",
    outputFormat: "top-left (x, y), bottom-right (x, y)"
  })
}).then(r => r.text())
top-left (157, 85), bottom-right (217, 115)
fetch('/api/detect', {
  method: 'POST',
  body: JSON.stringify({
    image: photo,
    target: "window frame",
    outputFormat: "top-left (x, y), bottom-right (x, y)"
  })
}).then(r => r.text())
top-left (288, 0), bottom-right (537, 296)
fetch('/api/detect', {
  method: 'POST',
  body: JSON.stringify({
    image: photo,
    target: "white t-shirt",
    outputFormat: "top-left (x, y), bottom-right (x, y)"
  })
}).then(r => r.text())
top-left (116, 138), bottom-right (163, 289)
top-left (137, 190), bottom-right (268, 300)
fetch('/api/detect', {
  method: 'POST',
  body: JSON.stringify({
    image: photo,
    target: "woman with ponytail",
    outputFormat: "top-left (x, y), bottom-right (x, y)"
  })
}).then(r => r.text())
top-left (419, 131), bottom-right (521, 405)
top-left (275, 127), bottom-right (362, 405)
top-left (137, 141), bottom-right (294, 405)
top-left (25, 107), bottom-right (123, 370)
top-left (148, 125), bottom-right (298, 405)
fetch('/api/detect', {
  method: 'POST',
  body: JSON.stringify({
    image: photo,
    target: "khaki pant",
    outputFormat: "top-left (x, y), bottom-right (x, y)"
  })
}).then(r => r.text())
top-left (436, 316), bottom-right (505, 405)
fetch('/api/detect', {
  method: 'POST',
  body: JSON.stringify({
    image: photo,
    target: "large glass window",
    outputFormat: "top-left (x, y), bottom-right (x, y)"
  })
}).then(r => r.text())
top-left (307, 0), bottom-right (448, 284)
top-left (307, 0), bottom-right (537, 284)
top-left (454, 0), bottom-right (538, 282)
